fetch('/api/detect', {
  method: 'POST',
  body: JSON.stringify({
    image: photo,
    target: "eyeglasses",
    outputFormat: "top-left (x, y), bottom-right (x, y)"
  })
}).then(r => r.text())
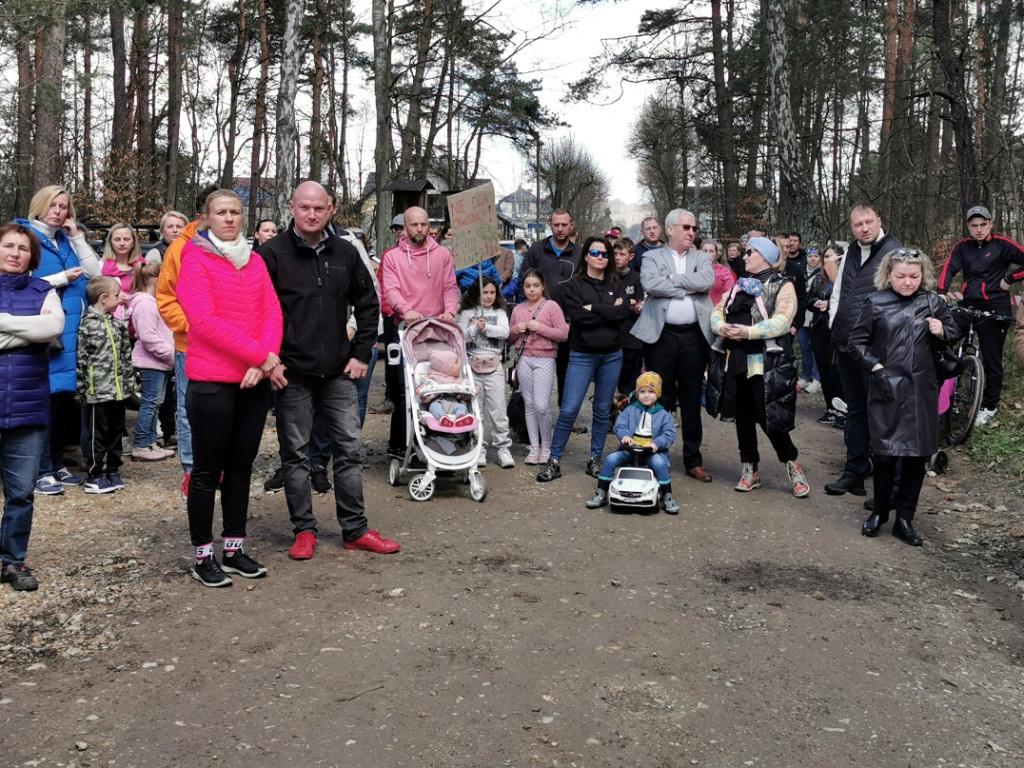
top-left (587, 249), bottom-right (609, 258)
top-left (678, 224), bottom-right (698, 232)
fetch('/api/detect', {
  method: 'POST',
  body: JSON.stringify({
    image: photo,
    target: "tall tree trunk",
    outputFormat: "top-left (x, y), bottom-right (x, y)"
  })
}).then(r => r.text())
top-left (34, 3), bottom-right (69, 189)
top-left (14, 24), bottom-right (35, 213)
top-left (166, 0), bottom-right (184, 209)
top-left (879, 0), bottom-right (900, 206)
top-left (248, 0), bottom-right (271, 230)
top-left (82, 13), bottom-right (95, 202)
top-left (133, 6), bottom-right (153, 216)
top-left (933, 0), bottom-right (978, 213)
top-left (221, 0), bottom-right (247, 190)
top-left (110, 6), bottom-right (131, 160)
top-left (396, 0), bottom-right (434, 179)
top-left (309, 0), bottom-right (327, 183)
top-left (273, 0), bottom-right (303, 223)
top-left (710, 0), bottom-right (739, 236)
top-left (372, 0), bottom-right (395, 251)
top-left (765, 0), bottom-right (813, 232)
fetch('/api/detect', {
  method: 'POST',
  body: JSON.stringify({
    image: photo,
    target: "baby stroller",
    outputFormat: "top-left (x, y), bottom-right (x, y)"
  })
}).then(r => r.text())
top-left (387, 317), bottom-right (487, 502)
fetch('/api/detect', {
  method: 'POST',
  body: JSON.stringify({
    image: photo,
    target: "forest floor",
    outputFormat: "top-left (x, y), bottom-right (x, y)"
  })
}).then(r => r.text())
top-left (2, 381), bottom-right (1024, 768)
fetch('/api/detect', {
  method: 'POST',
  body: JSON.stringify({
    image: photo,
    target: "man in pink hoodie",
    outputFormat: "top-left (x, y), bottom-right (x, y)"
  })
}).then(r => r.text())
top-left (380, 206), bottom-right (459, 456)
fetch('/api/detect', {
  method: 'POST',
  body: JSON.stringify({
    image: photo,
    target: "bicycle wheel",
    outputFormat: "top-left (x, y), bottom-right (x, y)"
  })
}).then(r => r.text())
top-left (945, 354), bottom-right (984, 445)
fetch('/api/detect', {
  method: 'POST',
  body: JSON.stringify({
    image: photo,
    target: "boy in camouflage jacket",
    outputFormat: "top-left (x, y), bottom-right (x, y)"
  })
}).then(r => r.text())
top-left (77, 276), bottom-right (134, 493)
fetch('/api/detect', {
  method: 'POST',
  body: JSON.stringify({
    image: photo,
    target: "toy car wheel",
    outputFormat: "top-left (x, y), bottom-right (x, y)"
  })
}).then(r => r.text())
top-left (409, 474), bottom-right (435, 502)
top-left (469, 472), bottom-right (487, 503)
top-left (388, 459), bottom-right (402, 486)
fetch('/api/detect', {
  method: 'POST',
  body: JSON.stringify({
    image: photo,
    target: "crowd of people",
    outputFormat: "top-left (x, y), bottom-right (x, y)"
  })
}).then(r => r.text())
top-left (2, 185), bottom-right (1024, 592)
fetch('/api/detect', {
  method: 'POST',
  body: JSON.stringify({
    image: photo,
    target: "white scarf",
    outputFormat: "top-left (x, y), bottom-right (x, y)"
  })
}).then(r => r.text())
top-left (207, 231), bottom-right (251, 270)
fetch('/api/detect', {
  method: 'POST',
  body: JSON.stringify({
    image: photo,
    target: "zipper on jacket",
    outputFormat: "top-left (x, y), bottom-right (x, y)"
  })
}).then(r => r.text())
top-left (103, 316), bottom-right (124, 400)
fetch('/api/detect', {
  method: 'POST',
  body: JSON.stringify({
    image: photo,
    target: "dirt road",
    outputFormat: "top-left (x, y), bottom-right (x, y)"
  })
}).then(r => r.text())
top-left (2, 392), bottom-right (1023, 767)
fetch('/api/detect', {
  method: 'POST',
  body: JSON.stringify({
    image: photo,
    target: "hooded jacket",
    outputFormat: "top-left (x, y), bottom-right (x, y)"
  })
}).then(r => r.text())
top-left (380, 236), bottom-right (459, 320)
top-left (125, 292), bottom-right (174, 371)
top-left (613, 399), bottom-right (677, 453)
top-left (561, 274), bottom-right (631, 354)
top-left (76, 308), bottom-right (133, 404)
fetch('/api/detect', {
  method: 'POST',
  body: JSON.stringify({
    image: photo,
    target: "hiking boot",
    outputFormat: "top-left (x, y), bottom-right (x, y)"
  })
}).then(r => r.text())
top-left (263, 467), bottom-right (285, 493)
top-left (734, 463), bottom-right (761, 492)
top-left (536, 459), bottom-right (561, 482)
top-left (497, 448), bottom-right (515, 469)
top-left (1, 563), bottom-right (38, 591)
top-left (344, 529), bottom-right (401, 554)
top-left (585, 489), bottom-right (608, 509)
top-left (311, 465), bottom-right (331, 494)
top-left (53, 467), bottom-right (83, 486)
top-left (787, 460), bottom-right (810, 498)
top-left (191, 556), bottom-right (233, 587)
top-left (661, 492), bottom-right (680, 515)
top-left (289, 531), bottom-right (316, 560)
top-left (220, 550), bottom-right (268, 578)
top-left (106, 472), bottom-right (125, 490)
top-left (35, 475), bottom-right (65, 496)
top-left (585, 455), bottom-right (602, 478)
top-left (83, 476), bottom-right (117, 494)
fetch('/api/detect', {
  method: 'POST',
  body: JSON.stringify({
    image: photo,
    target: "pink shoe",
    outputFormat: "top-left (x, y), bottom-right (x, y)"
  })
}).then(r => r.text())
top-left (524, 448), bottom-right (542, 465)
top-left (344, 529), bottom-right (401, 554)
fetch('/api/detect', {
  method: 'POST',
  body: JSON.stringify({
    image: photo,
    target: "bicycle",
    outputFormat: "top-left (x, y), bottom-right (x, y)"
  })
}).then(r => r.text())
top-left (943, 303), bottom-right (1014, 445)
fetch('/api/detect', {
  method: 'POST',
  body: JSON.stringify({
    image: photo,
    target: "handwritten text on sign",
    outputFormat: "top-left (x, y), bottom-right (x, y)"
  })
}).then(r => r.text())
top-left (447, 183), bottom-right (499, 270)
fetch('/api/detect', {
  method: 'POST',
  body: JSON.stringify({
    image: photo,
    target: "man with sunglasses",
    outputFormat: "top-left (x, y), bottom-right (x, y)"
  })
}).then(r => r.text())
top-left (632, 208), bottom-right (716, 484)
top-left (825, 202), bottom-right (903, 496)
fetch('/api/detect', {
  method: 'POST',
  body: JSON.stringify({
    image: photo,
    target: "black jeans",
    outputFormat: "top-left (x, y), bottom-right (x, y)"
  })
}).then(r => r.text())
top-left (732, 373), bottom-right (798, 465)
top-left (643, 323), bottom-right (708, 470)
top-left (618, 345), bottom-right (645, 395)
top-left (275, 371), bottom-right (369, 541)
top-left (873, 455), bottom-right (926, 520)
top-left (835, 350), bottom-right (871, 479)
top-left (810, 323), bottom-right (843, 411)
top-left (82, 400), bottom-right (126, 478)
top-left (186, 380), bottom-right (271, 547)
top-left (959, 298), bottom-right (1012, 410)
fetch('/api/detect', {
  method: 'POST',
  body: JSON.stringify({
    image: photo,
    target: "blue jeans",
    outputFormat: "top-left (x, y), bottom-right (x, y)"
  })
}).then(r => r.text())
top-left (797, 327), bottom-right (818, 380)
top-left (836, 351), bottom-right (871, 478)
top-left (550, 349), bottom-right (622, 461)
top-left (354, 345), bottom-right (379, 426)
top-left (275, 371), bottom-right (369, 541)
top-left (599, 447), bottom-right (671, 484)
top-left (1, 425), bottom-right (46, 564)
top-left (175, 351), bottom-right (193, 472)
top-left (133, 369), bottom-right (168, 447)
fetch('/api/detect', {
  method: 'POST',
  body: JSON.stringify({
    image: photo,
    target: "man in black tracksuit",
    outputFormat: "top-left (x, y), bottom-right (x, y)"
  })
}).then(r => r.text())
top-left (258, 180), bottom-right (399, 559)
top-left (938, 205), bottom-right (1024, 425)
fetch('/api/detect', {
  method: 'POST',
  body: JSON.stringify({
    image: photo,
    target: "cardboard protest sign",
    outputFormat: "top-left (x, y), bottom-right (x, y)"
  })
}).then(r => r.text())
top-left (446, 183), bottom-right (499, 271)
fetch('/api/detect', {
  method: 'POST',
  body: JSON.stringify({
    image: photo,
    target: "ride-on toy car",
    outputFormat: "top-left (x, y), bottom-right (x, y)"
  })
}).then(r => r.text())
top-left (607, 445), bottom-right (660, 512)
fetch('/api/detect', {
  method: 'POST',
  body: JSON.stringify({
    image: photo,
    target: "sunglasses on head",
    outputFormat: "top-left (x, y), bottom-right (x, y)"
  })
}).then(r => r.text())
top-left (587, 249), bottom-right (609, 258)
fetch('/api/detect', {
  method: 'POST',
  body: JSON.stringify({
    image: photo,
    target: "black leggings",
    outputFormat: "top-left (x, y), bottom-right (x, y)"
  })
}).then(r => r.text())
top-left (186, 380), bottom-right (271, 547)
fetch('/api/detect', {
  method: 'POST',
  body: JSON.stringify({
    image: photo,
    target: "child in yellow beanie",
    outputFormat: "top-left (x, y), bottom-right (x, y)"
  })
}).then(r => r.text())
top-left (586, 371), bottom-right (680, 513)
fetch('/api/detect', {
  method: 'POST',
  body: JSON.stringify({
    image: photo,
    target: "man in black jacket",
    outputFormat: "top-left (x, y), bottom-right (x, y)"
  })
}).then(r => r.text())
top-left (258, 181), bottom-right (400, 559)
top-left (824, 202), bottom-right (902, 496)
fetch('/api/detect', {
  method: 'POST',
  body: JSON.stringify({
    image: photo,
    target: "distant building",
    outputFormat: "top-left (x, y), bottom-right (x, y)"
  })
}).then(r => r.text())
top-left (498, 187), bottom-right (551, 240)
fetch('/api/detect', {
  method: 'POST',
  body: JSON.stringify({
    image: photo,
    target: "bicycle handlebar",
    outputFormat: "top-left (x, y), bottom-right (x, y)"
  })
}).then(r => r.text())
top-left (945, 302), bottom-right (1014, 325)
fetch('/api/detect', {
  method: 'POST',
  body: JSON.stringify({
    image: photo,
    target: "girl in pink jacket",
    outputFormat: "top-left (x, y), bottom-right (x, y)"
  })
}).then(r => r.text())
top-left (176, 190), bottom-right (283, 589)
top-left (125, 262), bottom-right (175, 462)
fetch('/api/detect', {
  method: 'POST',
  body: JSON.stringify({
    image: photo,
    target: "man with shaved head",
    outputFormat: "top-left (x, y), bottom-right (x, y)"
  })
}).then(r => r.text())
top-left (379, 205), bottom-right (460, 455)
top-left (257, 180), bottom-right (400, 559)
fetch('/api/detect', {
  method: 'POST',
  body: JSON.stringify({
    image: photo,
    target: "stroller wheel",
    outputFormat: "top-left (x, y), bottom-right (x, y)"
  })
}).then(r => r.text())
top-left (469, 472), bottom-right (488, 503)
top-left (409, 474), bottom-right (435, 502)
top-left (388, 458), bottom-right (402, 486)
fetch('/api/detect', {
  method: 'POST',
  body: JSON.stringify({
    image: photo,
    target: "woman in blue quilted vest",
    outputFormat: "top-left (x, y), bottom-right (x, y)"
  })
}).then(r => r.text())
top-left (0, 223), bottom-right (66, 590)
top-left (16, 186), bottom-right (102, 494)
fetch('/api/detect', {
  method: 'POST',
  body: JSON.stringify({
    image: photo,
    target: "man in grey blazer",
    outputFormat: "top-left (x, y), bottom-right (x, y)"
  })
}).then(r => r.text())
top-left (631, 208), bottom-right (716, 486)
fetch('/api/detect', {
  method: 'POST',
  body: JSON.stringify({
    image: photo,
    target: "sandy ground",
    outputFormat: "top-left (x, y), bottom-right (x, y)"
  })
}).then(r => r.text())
top-left (2, 379), bottom-right (1023, 768)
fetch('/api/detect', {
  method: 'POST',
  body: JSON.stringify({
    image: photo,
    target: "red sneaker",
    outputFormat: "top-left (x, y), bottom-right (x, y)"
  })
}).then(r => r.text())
top-left (344, 529), bottom-right (401, 554)
top-left (181, 472), bottom-right (191, 500)
top-left (289, 531), bottom-right (317, 560)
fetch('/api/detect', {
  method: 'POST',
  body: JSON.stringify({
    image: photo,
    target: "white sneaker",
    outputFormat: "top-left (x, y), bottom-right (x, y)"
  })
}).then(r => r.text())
top-left (803, 379), bottom-right (821, 394)
top-left (797, 378), bottom-right (810, 389)
top-left (497, 448), bottom-right (515, 469)
top-left (975, 408), bottom-right (998, 427)
top-left (831, 397), bottom-right (848, 414)
top-left (477, 451), bottom-right (487, 467)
